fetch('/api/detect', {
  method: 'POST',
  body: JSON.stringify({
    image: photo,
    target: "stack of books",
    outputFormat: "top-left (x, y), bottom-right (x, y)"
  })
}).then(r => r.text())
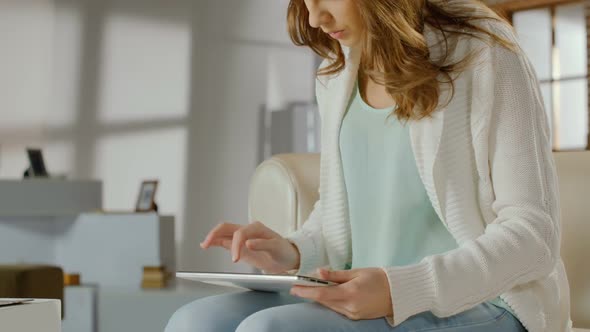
top-left (63, 273), bottom-right (81, 286)
top-left (141, 266), bottom-right (167, 289)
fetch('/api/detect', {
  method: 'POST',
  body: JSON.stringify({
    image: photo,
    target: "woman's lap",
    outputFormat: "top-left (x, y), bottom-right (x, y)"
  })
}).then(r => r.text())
top-left (165, 291), bottom-right (526, 332)
top-left (164, 291), bottom-right (303, 332)
top-left (381, 302), bottom-right (526, 332)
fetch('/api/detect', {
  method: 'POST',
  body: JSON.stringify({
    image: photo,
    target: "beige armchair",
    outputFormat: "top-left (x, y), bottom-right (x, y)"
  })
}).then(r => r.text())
top-left (248, 152), bottom-right (590, 331)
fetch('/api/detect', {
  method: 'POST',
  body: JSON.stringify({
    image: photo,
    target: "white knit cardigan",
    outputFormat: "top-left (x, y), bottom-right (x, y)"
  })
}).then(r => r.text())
top-left (285, 18), bottom-right (573, 332)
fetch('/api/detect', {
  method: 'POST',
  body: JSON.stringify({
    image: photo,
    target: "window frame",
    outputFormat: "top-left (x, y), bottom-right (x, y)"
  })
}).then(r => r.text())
top-left (490, 0), bottom-right (590, 151)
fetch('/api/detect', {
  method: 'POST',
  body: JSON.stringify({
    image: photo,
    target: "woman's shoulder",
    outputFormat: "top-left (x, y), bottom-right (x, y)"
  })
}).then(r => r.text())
top-left (424, 17), bottom-right (523, 64)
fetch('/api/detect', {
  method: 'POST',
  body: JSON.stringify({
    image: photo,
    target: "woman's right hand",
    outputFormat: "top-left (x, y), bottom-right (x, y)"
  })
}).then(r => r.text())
top-left (200, 221), bottom-right (301, 274)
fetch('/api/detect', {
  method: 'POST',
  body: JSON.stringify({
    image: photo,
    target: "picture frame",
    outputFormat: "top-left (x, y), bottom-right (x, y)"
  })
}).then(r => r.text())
top-left (26, 148), bottom-right (49, 177)
top-left (135, 180), bottom-right (159, 212)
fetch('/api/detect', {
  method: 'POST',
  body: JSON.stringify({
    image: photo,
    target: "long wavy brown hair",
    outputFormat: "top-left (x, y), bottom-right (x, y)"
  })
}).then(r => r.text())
top-left (287, 0), bottom-right (515, 121)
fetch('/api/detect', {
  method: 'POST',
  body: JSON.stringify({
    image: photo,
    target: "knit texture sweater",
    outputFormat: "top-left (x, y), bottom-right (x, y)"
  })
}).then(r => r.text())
top-left (285, 10), bottom-right (573, 332)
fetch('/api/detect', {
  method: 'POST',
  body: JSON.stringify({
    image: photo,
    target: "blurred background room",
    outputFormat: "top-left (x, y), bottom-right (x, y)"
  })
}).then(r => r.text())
top-left (0, 0), bottom-right (588, 331)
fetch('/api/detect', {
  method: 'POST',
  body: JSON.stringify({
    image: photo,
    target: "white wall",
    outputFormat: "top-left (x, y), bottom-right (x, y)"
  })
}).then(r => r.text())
top-left (0, 0), bottom-right (58, 174)
top-left (183, 0), bottom-right (315, 272)
top-left (0, 0), bottom-right (316, 273)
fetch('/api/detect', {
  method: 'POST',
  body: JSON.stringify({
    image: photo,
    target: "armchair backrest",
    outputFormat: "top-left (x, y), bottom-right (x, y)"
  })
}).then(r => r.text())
top-left (553, 151), bottom-right (590, 328)
top-left (248, 153), bottom-right (320, 237)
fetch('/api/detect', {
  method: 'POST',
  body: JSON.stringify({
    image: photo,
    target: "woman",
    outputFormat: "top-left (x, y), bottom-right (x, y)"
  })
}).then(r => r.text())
top-left (166, 0), bottom-right (573, 331)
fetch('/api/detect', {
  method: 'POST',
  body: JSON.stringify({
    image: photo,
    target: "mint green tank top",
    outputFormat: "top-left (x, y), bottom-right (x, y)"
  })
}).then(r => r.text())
top-left (339, 79), bottom-right (515, 315)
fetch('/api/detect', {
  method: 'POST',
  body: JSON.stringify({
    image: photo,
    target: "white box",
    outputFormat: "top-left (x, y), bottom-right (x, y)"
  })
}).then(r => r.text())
top-left (0, 299), bottom-right (61, 332)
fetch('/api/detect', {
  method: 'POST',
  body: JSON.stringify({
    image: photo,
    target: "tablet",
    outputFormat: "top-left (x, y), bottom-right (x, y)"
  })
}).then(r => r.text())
top-left (176, 271), bottom-right (339, 293)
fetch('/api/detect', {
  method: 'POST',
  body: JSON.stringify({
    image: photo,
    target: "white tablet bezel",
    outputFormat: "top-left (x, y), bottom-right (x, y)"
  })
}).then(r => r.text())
top-left (176, 271), bottom-right (338, 292)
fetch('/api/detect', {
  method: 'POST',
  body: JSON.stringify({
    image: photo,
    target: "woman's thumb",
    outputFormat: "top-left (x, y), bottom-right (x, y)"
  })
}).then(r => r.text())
top-left (318, 268), bottom-right (357, 283)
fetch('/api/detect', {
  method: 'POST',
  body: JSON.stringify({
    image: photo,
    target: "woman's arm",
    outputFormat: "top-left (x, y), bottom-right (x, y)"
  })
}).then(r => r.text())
top-left (380, 35), bottom-right (561, 326)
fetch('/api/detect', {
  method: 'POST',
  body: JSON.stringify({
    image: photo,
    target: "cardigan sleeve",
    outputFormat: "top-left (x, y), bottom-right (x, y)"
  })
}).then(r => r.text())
top-left (380, 34), bottom-right (561, 326)
top-left (283, 63), bottom-right (333, 276)
top-left (284, 199), bottom-right (330, 276)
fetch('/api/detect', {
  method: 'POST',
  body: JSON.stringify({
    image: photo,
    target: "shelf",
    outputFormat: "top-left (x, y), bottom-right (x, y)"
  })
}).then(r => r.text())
top-left (0, 180), bottom-right (102, 217)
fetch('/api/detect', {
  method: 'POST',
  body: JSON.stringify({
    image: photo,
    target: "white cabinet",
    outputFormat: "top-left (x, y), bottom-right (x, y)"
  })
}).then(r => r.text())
top-left (62, 286), bottom-right (96, 332)
top-left (0, 180), bottom-right (177, 332)
top-left (56, 213), bottom-right (175, 288)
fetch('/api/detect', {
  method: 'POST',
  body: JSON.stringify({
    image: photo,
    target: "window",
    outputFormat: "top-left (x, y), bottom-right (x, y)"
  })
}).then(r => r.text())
top-left (505, 1), bottom-right (589, 150)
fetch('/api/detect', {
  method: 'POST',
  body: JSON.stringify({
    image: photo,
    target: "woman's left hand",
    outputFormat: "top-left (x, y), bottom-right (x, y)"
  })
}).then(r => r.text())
top-left (290, 267), bottom-right (394, 321)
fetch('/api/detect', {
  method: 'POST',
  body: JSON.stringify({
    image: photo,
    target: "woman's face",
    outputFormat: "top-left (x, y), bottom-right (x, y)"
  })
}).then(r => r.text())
top-left (303, 0), bottom-right (365, 48)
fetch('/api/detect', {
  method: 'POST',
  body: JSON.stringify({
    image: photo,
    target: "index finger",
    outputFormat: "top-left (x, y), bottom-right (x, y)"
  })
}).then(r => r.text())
top-left (231, 222), bottom-right (271, 262)
top-left (201, 222), bottom-right (240, 248)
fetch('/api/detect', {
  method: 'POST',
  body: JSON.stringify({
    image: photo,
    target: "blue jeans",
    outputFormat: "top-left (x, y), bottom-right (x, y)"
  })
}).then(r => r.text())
top-left (165, 291), bottom-right (527, 332)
